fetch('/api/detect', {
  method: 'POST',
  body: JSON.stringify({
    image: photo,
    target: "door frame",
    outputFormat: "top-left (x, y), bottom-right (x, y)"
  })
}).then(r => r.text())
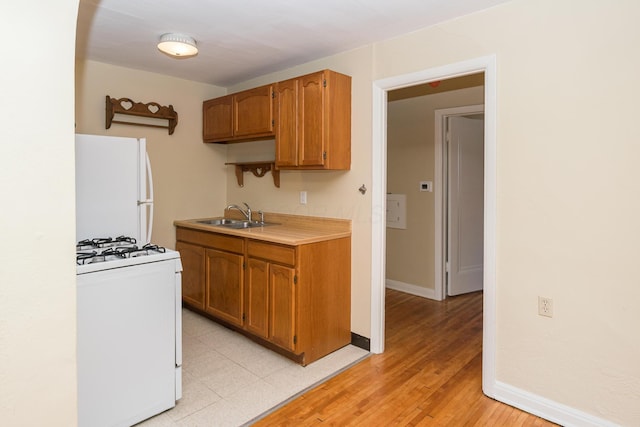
top-left (435, 105), bottom-right (485, 301)
top-left (371, 55), bottom-right (497, 398)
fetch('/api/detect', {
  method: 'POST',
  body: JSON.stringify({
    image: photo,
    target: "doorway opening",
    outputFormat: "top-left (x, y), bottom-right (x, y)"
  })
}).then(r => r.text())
top-left (385, 76), bottom-right (484, 302)
top-left (371, 55), bottom-right (497, 397)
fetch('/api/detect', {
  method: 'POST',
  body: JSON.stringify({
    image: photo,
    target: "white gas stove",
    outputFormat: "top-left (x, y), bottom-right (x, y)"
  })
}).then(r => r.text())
top-left (76, 236), bottom-right (180, 274)
top-left (76, 235), bottom-right (183, 427)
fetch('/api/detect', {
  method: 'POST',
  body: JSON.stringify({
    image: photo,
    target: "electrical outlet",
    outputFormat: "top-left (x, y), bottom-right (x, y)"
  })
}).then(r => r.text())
top-left (299, 191), bottom-right (307, 205)
top-left (538, 296), bottom-right (553, 318)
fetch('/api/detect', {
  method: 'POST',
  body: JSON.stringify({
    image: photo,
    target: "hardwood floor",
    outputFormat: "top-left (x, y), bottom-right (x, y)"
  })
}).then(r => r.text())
top-left (253, 289), bottom-right (557, 426)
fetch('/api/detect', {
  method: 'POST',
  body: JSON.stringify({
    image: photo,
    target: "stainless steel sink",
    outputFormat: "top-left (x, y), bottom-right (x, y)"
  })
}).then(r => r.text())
top-left (196, 218), bottom-right (277, 228)
top-left (223, 221), bottom-right (265, 229)
top-left (197, 218), bottom-right (241, 226)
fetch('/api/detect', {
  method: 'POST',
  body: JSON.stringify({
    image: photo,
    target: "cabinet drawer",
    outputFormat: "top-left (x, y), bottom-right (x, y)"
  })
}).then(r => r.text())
top-left (176, 227), bottom-right (244, 254)
top-left (247, 240), bottom-right (295, 266)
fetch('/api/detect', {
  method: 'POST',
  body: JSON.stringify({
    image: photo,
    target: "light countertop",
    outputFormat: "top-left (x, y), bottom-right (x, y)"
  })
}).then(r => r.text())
top-left (174, 212), bottom-right (351, 246)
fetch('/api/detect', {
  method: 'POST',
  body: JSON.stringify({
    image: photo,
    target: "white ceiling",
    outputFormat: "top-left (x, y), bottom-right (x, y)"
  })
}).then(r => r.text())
top-left (76, 0), bottom-right (510, 87)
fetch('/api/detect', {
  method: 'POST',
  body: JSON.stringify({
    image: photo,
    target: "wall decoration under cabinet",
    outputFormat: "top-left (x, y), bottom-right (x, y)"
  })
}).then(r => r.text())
top-left (106, 96), bottom-right (179, 135)
top-left (225, 161), bottom-right (280, 188)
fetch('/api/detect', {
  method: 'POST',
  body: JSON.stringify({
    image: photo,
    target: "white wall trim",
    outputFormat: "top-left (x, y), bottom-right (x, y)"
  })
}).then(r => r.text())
top-left (371, 56), bottom-right (498, 397)
top-left (493, 382), bottom-right (620, 427)
top-left (434, 104), bottom-right (485, 302)
top-left (370, 82), bottom-right (388, 354)
top-left (385, 279), bottom-right (437, 300)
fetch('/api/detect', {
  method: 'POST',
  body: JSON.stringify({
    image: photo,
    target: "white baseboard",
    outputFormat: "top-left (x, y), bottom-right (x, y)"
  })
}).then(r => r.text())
top-left (385, 279), bottom-right (438, 300)
top-left (493, 381), bottom-right (619, 427)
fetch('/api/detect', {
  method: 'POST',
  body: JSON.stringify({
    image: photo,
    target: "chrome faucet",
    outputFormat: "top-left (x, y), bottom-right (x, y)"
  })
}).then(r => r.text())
top-left (226, 202), bottom-right (252, 221)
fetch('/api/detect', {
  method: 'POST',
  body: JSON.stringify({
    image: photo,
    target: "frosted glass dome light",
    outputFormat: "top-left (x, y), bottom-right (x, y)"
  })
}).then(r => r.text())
top-left (157, 33), bottom-right (198, 58)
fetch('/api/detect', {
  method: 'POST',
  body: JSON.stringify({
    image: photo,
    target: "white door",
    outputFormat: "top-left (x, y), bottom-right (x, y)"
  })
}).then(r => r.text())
top-left (447, 116), bottom-right (484, 296)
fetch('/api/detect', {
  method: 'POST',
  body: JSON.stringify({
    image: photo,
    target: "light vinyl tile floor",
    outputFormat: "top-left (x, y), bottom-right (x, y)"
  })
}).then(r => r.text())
top-left (138, 309), bottom-right (369, 427)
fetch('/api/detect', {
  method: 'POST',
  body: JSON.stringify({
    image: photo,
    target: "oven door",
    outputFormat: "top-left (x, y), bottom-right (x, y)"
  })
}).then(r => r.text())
top-left (77, 258), bottom-right (178, 427)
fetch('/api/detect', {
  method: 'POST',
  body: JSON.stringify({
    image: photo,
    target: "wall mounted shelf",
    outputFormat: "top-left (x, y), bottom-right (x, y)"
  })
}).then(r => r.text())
top-left (225, 161), bottom-right (280, 188)
top-left (106, 96), bottom-right (179, 135)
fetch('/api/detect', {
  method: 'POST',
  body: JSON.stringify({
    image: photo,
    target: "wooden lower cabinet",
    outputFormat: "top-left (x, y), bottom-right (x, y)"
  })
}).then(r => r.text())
top-left (205, 248), bottom-right (244, 327)
top-left (176, 226), bottom-right (350, 365)
top-left (269, 263), bottom-right (296, 351)
top-left (176, 241), bottom-right (206, 310)
top-left (245, 258), bottom-right (270, 338)
top-left (246, 252), bottom-right (296, 351)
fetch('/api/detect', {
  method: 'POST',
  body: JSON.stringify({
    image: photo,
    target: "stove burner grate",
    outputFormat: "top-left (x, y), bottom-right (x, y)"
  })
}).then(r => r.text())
top-left (142, 244), bottom-right (165, 253)
top-left (76, 236), bottom-right (138, 250)
top-left (76, 236), bottom-right (167, 265)
top-left (77, 251), bottom-right (98, 265)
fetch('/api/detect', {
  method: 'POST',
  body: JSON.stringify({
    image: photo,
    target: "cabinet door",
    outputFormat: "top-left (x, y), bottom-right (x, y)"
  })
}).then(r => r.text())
top-left (274, 78), bottom-right (299, 167)
top-left (203, 95), bottom-right (233, 142)
top-left (205, 248), bottom-right (244, 326)
top-left (234, 84), bottom-right (274, 138)
top-left (270, 264), bottom-right (296, 351)
top-left (298, 71), bottom-right (326, 167)
top-left (245, 258), bottom-right (269, 339)
top-left (176, 241), bottom-right (205, 310)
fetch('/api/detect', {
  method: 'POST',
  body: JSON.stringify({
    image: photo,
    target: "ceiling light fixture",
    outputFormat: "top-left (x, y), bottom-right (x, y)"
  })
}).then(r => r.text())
top-left (157, 33), bottom-right (198, 58)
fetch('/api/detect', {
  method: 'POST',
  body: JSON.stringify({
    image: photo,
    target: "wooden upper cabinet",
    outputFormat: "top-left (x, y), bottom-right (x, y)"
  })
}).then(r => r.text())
top-left (202, 69), bottom-right (351, 171)
top-left (298, 72), bottom-right (325, 167)
top-left (203, 95), bottom-right (233, 141)
top-left (202, 84), bottom-right (275, 143)
top-left (274, 78), bottom-right (299, 167)
top-left (233, 85), bottom-right (274, 138)
top-left (275, 70), bottom-right (351, 170)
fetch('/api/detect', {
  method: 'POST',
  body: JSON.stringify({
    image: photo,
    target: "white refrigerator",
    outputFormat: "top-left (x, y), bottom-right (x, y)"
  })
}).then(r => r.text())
top-left (75, 134), bottom-right (182, 427)
top-left (75, 133), bottom-right (153, 244)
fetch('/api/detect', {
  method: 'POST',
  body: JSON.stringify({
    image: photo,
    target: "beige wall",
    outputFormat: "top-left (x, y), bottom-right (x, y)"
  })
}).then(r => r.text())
top-left (386, 86), bottom-right (484, 292)
top-left (0, 0), bottom-right (79, 425)
top-left (374, 1), bottom-right (640, 424)
top-left (75, 60), bottom-right (228, 249)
